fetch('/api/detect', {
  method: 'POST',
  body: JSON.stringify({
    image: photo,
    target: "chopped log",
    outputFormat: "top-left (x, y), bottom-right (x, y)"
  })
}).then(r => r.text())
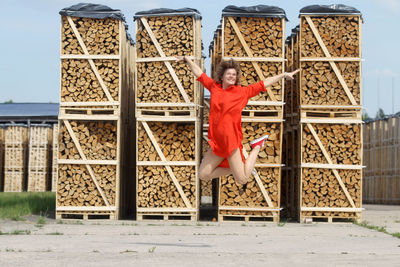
top-left (58, 121), bottom-right (117, 161)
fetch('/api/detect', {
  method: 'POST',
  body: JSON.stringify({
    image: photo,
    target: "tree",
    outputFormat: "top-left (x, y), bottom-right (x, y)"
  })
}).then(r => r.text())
top-left (362, 110), bottom-right (370, 121)
top-left (4, 99), bottom-right (13, 104)
top-left (375, 108), bottom-right (385, 119)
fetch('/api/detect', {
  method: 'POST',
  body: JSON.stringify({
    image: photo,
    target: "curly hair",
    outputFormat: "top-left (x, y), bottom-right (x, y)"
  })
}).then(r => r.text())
top-left (214, 59), bottom-right (241, 85)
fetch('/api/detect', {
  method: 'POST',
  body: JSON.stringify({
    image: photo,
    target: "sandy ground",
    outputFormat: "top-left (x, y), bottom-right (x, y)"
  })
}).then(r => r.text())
top-left (0, 204), bottom-right (399, 267)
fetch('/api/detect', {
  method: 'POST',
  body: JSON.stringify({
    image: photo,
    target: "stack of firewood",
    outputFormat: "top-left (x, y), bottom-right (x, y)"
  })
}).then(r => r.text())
top-left (134, 9), bottom-right (202, 220)
top-left (205, 5), bottom-right (287, 222)
top-left (283, 5), bottom-right (363, 222)
top-left (57, 3), bottom-right (134, 220)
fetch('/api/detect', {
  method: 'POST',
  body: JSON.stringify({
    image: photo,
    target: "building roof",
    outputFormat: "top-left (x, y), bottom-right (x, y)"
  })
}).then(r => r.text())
top-left (0, 103), bottom-right (59, 123)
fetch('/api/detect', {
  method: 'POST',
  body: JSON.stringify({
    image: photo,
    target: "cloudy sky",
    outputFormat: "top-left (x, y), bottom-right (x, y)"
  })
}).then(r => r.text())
top-left (0, 0), bottom-right (399, 117)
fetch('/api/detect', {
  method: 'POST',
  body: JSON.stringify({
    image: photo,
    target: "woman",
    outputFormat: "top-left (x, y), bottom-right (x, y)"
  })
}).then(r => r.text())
top-left (176, 56), bottom-right (299, 185)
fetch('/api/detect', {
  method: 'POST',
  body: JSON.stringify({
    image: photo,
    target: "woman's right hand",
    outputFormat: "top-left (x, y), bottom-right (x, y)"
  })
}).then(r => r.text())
top-left (175, 56), bottom-right (185, 62)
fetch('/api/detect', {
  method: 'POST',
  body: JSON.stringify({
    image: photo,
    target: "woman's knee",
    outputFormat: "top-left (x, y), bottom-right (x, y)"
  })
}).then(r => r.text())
top-left (233, 173), bottom-right (248, 185)
top-left (198, 168), bottom-right (211, 181)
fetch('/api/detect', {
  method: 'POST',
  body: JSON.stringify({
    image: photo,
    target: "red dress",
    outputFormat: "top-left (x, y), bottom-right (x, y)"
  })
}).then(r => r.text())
top-left (197, 73), bottom-right (266, 168)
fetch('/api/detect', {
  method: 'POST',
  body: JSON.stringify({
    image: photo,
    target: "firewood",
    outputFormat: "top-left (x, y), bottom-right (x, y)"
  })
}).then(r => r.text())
top-left (61, 59), bottom-right (119, 102)
top-left (62, 17), bottom-right (120, 55)
top-left (224, 17), bottom-right (283, 57)
top-left (137, 122), bottom-right (195, 162)
top-left (300, 61), bottom-right (360, 105)
top-left (58, 121), bottom-right (117, 160)
top-left (302, 124), bottom-right (361, 165)
top-left (300, 16), bottom-right (360, 58)
top-left (57, 164), bottom-right (116, 206)
top-left (137, 166), bottom-right (196, 208)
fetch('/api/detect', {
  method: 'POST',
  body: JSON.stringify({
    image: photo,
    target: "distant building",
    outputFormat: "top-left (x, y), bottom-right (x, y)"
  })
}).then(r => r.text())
top-left (0, 103), bottom-right (58, 124)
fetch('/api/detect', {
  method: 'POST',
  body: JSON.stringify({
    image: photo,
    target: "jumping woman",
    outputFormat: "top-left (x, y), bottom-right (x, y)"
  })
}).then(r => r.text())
top-left (176, 56), bottom-right (300, 185)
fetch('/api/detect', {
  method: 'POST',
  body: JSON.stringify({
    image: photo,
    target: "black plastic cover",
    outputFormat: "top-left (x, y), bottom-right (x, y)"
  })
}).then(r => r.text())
top-left (134, 8), bottom-right (201, 20)
top-left (59, 3), bottom-right (126, 22)
top-left (222, 5), bottom-right (288, 20)
top-left (300, 4), bottom-right (361, 15)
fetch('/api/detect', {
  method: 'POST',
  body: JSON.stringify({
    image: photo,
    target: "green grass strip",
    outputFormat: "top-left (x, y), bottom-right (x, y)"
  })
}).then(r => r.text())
top-left (354, 220), bottom-right (400, 239)
top-left (0, 192), bottom-right (56, 219)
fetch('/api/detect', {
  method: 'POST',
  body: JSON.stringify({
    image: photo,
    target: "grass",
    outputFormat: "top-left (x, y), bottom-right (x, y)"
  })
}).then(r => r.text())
top-left (0, 192), bottom-right (55, 220)
top-left (0, 229), bottom-right (31, 235)
top-left (354, 220), bottom-right (400, 239)
top-left (46, 232), bottom-right (63, 235)
top-left (148, 246), bottom-right (156, 253)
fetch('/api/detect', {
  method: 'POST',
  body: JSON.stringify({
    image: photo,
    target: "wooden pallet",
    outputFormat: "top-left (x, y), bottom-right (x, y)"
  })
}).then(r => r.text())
top-left (301, 213), bottom-right (362, 224)
top-left (136, 212), bottom-right (197, 221)
top-left (136, 108), bottom-right (196, 118)
top-left (59, 107), bottom-right (119, 116)
top-left (218, 214), bottom-right (278, 223)
top-left (56, 211), bottom-right (116, 220)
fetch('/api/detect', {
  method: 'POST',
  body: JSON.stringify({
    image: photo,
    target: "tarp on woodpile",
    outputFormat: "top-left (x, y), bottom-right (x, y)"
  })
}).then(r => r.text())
top-left (222, 5), bottom-right (288, 20)
top-left (134, 8), bottom-right (201, 20)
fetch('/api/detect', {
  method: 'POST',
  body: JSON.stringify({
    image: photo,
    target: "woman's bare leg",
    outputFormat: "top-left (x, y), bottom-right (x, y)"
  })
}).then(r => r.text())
top-left (199, 148), bottom-right (231, 181)
top-left (244, 146), bottom-right (261, 177)
top-left (228, 146), bottom-right (261, 184)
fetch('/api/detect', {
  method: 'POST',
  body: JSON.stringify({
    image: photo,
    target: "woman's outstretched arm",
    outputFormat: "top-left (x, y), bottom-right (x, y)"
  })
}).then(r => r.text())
top-left (263, 69), bottom-right (300, 88)
top-left (176, 56), bottom-right (203, 78)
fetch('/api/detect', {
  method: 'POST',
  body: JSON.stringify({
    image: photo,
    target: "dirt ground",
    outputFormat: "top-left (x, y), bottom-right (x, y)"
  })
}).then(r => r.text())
top-left (1, 204), bottom-right (399, 267)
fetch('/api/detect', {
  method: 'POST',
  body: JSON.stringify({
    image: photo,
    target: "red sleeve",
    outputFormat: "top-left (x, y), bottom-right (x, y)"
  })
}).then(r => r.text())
top-left (196, 73), bottom-right (216, 93)
top-left (245, 80), bottom-right (266, 99)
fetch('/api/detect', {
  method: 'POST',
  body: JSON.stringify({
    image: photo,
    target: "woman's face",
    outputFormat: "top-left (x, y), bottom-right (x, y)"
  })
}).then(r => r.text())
top-left (222, 68), bottom-right (237, 87)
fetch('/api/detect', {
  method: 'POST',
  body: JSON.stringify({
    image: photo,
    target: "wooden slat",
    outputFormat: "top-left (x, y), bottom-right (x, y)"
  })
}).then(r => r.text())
top-left (301, 207), bottom-right (363, 212)
top-left (57, 206), bottom-right (116, 211)
top-left (137, 161), bottom-right (196, 166)
top-left (301, 163), bottom-right (364, 170)
top-left (141, 121), bottom-right (193, 209)
top-left (61, 55), bottom-right (120, 60)
top-left (222, 56), bottom-right (285, 62)
top-left (137, 208), bottom-right (197, 212)
top-left (219, 206), bottom-right (281, 211)
top-left (305, 16), bottom-right (357, 106)
top-left (140, 17), bottom-right (191, 104)
top-left (227, 17), bottom-right (278, 102)
top-left (66, 16), bottom-right (114, 103)
top-left (306, 123), bottom-right (356, 208)
top-left (57, 159), bottom-right (118, 165)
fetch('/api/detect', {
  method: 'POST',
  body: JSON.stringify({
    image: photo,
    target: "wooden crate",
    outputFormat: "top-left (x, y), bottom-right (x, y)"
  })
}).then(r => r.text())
top-left (299, 118), bottom-right (363, 223)
top-left (221, 7), bottom-right (286, 112)
top-left (4, 126), bottom-right (28, 192)
top-left (218, 118), bottom-right (283, 222)
top-left (60, 13), bottom-right (133, 113)
top-left (28, 126), bottom-right (52, 192)
top-left (134, 9), bottom-right (202, 112)
top-left (362, 116), bottom-right (400, 204)
top-left (299, 8), bottom-right (362, 109)
top-left (0, 127), bottom-right (4, 191)
top-left (136, 116), bottom-right (201, 220)
top-left (51, 124), bottom-right (59, 192)
top-left (56, 117), bottom-right (122, 219)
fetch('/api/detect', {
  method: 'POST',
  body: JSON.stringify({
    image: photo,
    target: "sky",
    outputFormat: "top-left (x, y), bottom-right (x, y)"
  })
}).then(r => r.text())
top-left (0, 0), bottom-right (399, 117)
